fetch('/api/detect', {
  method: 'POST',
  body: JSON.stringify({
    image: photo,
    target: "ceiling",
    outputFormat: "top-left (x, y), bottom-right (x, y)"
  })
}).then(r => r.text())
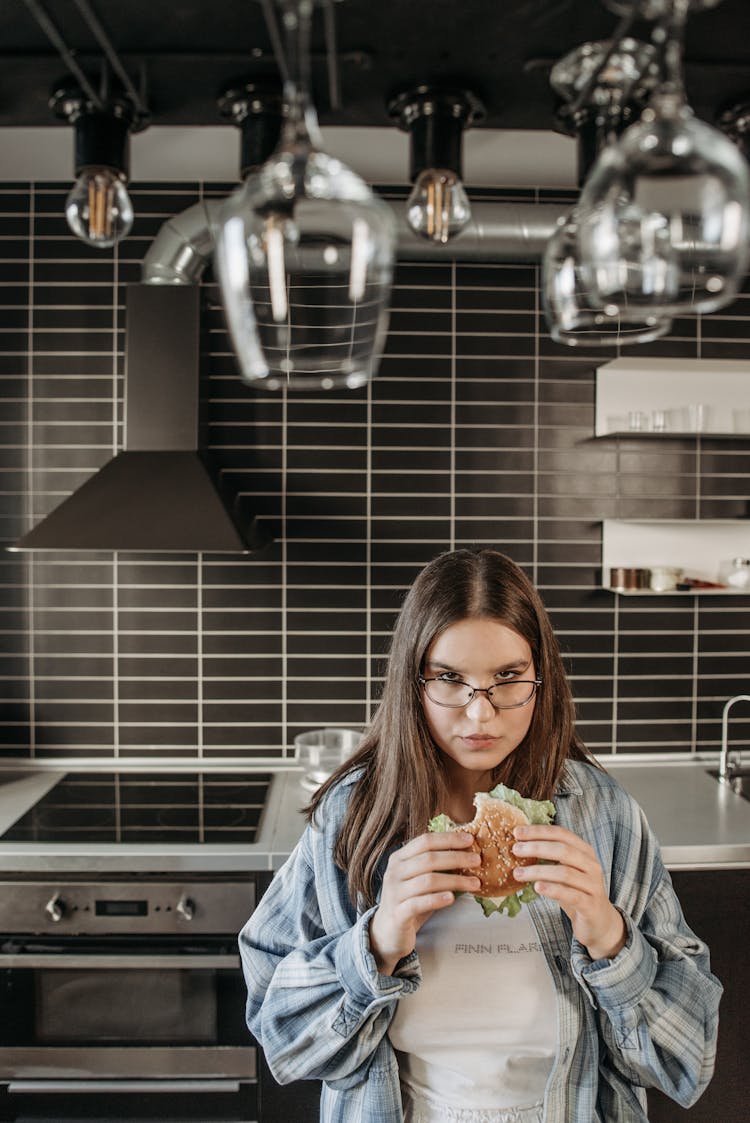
top-left (1, 0), bottom-right (749, 136)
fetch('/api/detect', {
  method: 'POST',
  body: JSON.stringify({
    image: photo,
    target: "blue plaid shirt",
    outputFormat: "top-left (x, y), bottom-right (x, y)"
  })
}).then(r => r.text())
top-left (239, 762), bottom-right (721, 1122)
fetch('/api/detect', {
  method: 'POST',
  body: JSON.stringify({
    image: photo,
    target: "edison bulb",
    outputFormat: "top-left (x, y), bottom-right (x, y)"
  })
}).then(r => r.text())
top-left (406, 168), bottom-right (471, 244)
top-left (65, 167), bottom-right (134, 248)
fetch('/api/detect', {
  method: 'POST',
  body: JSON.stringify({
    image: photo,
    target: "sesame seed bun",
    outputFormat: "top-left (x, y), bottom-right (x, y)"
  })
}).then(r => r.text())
top-left (456, 792), bottom-right (534, 898)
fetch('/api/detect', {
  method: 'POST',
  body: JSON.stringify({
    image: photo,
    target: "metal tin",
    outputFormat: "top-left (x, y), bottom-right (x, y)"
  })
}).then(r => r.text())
top-left (610, 566), bottom-right (651, 591)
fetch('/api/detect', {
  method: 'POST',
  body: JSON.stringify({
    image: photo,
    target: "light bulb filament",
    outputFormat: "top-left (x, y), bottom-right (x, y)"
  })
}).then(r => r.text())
top-left (408, 169), bottom-right (471, 245)
top-left (426, 176), bottom-right (449, 243)
top-left (87, 175), bottom-right (115, 241)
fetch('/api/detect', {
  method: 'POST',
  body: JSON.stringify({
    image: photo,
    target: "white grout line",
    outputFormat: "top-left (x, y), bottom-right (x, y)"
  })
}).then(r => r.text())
top-left (25, 183), bottom-right (36, 760)
top-left (281, 387), bottom-right (289, 756)
top-left (450, 259), bottom-right (456, 549)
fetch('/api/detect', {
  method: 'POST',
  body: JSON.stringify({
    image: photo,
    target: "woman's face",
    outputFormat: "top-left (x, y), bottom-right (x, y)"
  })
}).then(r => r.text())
top-left (421, 616), bottom-right (537, 793)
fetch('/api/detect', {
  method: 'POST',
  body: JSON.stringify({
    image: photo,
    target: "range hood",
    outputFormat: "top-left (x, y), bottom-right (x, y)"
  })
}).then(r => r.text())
top-left (13, 284), bottom-right (271, 553)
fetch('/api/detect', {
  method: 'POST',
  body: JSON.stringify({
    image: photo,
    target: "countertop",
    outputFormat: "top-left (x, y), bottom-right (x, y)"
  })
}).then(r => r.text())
top-left (602, 757), bottom-right (750, 870)
top-left (0, 756), bottom-right (749, 873)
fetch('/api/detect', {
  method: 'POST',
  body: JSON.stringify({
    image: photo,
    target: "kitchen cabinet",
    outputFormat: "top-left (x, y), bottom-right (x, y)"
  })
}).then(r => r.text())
top-left (258, 1054), bottom-right (320, 1122)
top-left (647, 869), bottom-right (748, 1123)
top-left (601, 519), bottom-right (750, 594)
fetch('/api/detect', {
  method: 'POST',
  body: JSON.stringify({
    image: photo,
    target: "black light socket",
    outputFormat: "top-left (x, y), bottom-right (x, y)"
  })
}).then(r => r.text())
top-left (388, 86), bottom-right (485, 182)
top-left (555, 101), bottom-right (639, 185)
top-left (73, 109), bottom-right (131, 177)
top-left (218, 82), bottom-right (284, 178)
top-left (50, 83), bottom-right (134, 178)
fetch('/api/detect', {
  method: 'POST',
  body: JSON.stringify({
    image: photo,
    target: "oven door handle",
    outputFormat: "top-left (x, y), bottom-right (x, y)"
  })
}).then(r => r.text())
top-left (8, 1079), bottom-right (242, 1094)
top-left (0, 953), bottom-right (241, 969)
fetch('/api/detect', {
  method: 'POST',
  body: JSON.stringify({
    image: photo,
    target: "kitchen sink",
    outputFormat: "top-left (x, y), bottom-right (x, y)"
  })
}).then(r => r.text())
top-left (707, 768), bottom-right (750, 801)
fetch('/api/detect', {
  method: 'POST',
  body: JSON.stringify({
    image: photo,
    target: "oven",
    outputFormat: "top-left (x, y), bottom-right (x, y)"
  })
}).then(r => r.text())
top-left (0, 769), bottom-right (321, 1122)
top-left (0, 876), bottom-right (258, 1122)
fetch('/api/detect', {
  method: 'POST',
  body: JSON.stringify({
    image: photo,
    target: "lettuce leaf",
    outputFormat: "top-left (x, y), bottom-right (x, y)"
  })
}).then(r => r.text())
top-left (428, 785), bottom-right (556, 917)
top-left (475, 882), bottom-right (539, 917)
top-left (428, 812), bottom-right (457, 833)
top-left (487, 784), bottom-right (556, 826)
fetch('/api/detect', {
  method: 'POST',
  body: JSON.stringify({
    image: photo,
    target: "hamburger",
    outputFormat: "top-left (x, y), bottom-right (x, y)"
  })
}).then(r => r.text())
top-left (429, 784), bottom-right (556, 917)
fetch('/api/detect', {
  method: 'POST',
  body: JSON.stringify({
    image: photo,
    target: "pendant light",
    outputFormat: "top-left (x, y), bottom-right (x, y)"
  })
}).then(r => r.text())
top-left (577, 0), bottom-right (750, 317)
top-left (545, 35), bottom-right (672, 346)
top-left (389, 85), bottom-right (485, 244)
top-left (214, 0), bottom-right (396, 391)
top-left (50, 77), bottom-right (138, 249)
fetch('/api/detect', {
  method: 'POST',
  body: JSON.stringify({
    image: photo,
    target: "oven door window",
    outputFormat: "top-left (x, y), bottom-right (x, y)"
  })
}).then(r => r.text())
top-left (36, 969), bottom-right (217, 1043)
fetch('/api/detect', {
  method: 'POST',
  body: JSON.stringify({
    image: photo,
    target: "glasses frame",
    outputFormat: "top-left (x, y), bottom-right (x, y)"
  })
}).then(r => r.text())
top-left (418, 675), bottom-right (542, 710)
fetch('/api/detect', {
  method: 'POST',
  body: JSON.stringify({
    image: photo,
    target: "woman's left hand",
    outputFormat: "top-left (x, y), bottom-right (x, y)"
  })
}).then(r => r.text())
top-left (512, 824), bottom-right (626, 961)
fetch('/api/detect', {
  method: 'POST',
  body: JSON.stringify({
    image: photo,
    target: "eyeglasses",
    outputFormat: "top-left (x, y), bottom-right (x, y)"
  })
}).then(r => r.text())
top-left (418, 675), bottom-right (542, 710)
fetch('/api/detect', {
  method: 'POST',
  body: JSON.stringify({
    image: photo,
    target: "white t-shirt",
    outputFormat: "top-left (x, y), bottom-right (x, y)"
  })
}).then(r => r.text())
top-left (387, 893), bottom-right (558, 1121)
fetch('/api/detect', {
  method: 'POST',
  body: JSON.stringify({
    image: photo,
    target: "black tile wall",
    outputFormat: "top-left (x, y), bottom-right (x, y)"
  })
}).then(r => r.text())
top-left (1, 182), bottom-right (749, 762)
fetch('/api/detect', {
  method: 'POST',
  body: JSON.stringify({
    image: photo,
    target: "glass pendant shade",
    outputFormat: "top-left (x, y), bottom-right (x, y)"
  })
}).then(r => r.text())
top-left (216, 124), bottom-right (395, 390)
top-left (543, 213), bottom-right (673, 346)
top-left (580, 0), bottom-right (750, 318)
top-left (65, 166), bottom-right (134, 248)
top-left (577, 93), bottom-right (750, 316)
top-left (406, 168), bottom-right (471, 244)
top-left (214, 1), bottom-right (396, 391)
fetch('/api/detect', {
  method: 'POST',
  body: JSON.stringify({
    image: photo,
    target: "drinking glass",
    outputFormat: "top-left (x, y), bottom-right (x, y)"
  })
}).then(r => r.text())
top-left (688, 402), bottom-right (713, 431)
top-left (214, 0), bottom-right (396, 390)
top-left (579, 0), bottom-right (750, 317)
top-left (732, 407), bottom-right (750, 433)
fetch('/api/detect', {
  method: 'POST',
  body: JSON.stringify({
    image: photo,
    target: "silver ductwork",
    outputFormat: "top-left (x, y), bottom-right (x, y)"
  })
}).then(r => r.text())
top-left (142, 199), bottom-right (224, 285)
top-left (388, 200), bottom-right (565, 260)
top-left (141, 198), bottom-right (567, 284)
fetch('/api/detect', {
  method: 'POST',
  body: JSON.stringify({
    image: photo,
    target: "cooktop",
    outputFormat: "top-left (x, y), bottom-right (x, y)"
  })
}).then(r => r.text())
top-left (0, 771), bottom-right (272, 845)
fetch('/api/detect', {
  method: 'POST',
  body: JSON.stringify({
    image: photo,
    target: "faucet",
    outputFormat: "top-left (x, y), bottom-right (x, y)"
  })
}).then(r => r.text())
top-left (719, 694), bottom-right (750, 783)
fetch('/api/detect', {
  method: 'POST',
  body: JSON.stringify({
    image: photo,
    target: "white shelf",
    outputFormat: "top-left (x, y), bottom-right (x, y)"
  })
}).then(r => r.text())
top-left (599, 430), bottom-right (743, 441)
top-left (595, 358), bottom-right (750, 438)
top-left (611, 587), bottom-right (748, 596)
top-left (602, 519), bottom-right (750, 594)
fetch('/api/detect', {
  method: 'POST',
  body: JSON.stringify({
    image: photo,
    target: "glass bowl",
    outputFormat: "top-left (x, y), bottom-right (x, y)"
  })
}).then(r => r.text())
top-left (294, 727), bottom-right (363, 791)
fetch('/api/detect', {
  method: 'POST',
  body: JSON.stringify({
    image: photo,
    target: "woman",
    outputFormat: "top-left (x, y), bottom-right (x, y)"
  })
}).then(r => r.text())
top-left (239, 549), bottom-right (721, 1122)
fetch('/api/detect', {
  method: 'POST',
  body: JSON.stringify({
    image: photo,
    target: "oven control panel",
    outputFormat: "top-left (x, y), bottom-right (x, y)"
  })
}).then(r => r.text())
top-left (0, 880), bottom-right (256, 934)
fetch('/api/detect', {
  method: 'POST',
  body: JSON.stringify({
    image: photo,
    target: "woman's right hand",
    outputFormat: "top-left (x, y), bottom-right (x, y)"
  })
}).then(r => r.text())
top-left (368, 831), bottom-right (481, 975)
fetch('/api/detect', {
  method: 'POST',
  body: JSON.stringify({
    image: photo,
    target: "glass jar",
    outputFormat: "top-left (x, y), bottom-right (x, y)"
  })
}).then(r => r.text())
top-left (718, 557), bottom-right (750, 589)
top-left (649, 565), bottom-right (683, 592)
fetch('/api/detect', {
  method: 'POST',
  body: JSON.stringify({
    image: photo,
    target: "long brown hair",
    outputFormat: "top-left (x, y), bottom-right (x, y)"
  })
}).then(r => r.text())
top-left (307, 548), bottom-right (598, 908)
